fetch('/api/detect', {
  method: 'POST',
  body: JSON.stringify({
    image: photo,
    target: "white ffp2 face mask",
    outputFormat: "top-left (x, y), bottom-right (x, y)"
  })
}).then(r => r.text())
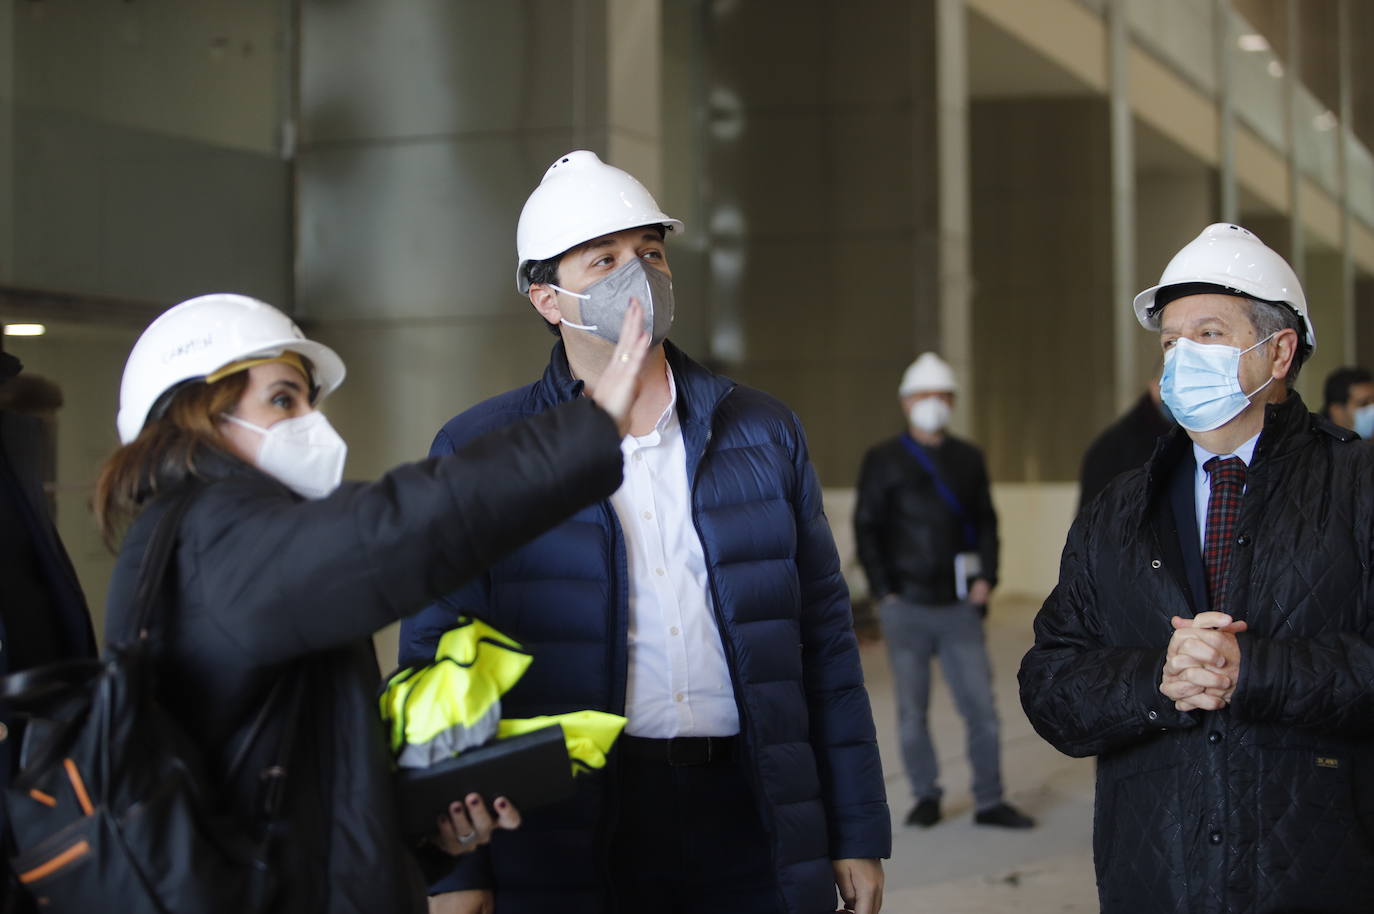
top-left (908, 397), bottom-right (951, 433)
top-left (222, 411), bottom-right (347, 499)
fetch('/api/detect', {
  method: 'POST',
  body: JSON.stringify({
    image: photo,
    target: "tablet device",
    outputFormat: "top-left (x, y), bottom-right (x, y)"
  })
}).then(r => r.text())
top-left (396, 724), bottom-right (573, 841)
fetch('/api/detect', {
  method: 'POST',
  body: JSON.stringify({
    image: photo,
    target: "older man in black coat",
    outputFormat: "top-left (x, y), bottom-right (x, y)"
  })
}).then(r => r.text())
top-left (1021, 224), bottom-right (1374, 914)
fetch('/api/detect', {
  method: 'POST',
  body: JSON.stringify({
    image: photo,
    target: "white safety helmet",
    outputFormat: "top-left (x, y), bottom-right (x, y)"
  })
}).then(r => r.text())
top-left (515, 150), bottom-right (684, 293)
top-left (116, 293), bottom-right (345, 444)
top-left (1133, 222), bottom-right (1315, 350)
top-left (899, 352), bottom-right (957, 396)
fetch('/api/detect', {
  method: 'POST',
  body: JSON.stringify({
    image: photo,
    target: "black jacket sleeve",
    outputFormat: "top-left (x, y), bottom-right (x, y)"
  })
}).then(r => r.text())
top-left (971, 448), bottom-right (998, 589)
top-left (180, 397), bottom-right (622, 666)
top-left (1019, 499), bottom-right (1196, 758)
top-left (852, 446), bottom-right (893, 599)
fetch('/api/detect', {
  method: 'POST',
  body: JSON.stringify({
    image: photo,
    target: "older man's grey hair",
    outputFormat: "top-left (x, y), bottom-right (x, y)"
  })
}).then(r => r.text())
top-left (1246, 299), bottom-right (1310, 388)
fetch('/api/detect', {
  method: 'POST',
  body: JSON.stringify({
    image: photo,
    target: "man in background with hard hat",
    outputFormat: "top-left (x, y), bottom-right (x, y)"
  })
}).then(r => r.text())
top-left (402, 151), bottom-right (889, 914)
top-left (854, 352), bottom-right (1033, 832)
top-left (1020, 223), bottom-right (1374, 913)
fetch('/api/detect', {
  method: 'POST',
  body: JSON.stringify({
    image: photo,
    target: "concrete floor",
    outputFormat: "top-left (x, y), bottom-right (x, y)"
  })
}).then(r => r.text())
top-left (863, 595), bottom-right (1101, 913)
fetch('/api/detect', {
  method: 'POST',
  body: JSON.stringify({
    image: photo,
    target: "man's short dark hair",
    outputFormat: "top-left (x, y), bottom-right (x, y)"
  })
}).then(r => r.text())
top-left (521, 224), bottom-right (669, 339)
top-left (1323, 366), bottom-right (1373, 413)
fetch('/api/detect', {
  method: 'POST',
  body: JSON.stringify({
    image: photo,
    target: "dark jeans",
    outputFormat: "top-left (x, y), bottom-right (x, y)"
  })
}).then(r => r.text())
top-left (880, 597), bottom-right (1005, 811)
top-left (610, 751), bottom-right (786, 914)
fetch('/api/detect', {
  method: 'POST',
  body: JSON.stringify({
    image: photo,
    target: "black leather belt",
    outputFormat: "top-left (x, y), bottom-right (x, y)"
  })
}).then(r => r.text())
top-left (618, 735), bottom-right (738, 767)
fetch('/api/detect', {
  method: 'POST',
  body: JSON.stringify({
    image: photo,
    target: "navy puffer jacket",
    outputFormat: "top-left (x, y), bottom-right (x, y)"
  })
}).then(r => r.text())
top-left (401, 341), bottom-right (890, 914)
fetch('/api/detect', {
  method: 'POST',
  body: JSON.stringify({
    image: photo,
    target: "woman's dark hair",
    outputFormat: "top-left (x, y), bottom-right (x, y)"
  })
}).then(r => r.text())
top-left (94, 373), bottom-right (248, 548)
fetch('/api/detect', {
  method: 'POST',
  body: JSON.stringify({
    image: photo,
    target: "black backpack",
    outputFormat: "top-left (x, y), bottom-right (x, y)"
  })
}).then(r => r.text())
top-left (0, 488), bottom-right (302, 913)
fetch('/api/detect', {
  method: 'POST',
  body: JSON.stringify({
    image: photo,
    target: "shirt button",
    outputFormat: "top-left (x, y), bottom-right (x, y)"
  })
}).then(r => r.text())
top-left (655, 568), bottom-right (665, 577)
top-left (674, 692), bottom-right (685, 703)
top-left (633, 453), bottom-right (642, 462)
top-left (642, 511), bottom-right (652, 520)
top-left (1209, 830), bottom-right (1223, 845)
top-left (1236, 534), bottom-right (1251, 546)
top-left (1150, 559), bottom-right (1162, 569)
top-left (670, 626), bottom-right (680, 636)
top-left (1147, 709), bottom-right (1159, 722)
top-left (1208, 731), bottom-right (1222, 744)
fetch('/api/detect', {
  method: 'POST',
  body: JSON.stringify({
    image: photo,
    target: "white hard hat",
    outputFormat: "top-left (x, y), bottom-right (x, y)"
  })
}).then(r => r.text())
top-left (899, 352), bottom-right (957, 395)
top-left (515, 150), bottom-right (684, 293)
top-left (117, 293), bottom-right (345, 444)
top-left (1133, 222), bottom-right (1315, 350)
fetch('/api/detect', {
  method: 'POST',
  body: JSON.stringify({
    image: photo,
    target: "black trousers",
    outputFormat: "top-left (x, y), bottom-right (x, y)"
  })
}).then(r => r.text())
top-left (609, 748), bottom-right (785, 914)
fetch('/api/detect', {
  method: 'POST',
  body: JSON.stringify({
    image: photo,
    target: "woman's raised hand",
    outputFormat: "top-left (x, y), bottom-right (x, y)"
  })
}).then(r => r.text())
top-left (589, 299), bottom-right (651, 436)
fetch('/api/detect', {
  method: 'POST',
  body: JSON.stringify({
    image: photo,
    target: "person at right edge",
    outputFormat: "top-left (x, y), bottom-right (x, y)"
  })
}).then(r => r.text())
top-left (1020, 223), bottom-right (1374, 913)
top-left (854, 352), bottom-right (1034, 831)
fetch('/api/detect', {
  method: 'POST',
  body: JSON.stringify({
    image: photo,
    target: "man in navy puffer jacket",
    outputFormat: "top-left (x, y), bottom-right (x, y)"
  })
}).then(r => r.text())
top-left (401, 151), bottom-right (890, 914)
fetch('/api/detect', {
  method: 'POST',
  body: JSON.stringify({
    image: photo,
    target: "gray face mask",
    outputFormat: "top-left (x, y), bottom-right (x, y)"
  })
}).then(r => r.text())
top-left (551, 258), bottom-right (675, 345)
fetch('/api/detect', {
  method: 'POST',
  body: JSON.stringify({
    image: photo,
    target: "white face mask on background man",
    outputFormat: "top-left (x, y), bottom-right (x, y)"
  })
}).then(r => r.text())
top-left (222, 411), bottom-right (347, 499)
top-left (908, 397), bottom-right (951, 434)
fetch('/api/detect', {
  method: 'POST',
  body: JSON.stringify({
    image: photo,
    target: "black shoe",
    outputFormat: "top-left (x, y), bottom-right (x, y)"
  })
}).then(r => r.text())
top-left (974, 802), bottom-right (1035, 829)
top-left (904, 798), bottom-right (941, 828)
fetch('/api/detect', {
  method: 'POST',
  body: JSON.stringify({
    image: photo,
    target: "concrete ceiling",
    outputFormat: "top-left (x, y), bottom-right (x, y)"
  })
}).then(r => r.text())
top-left (968, 7), bottom-right (1096, 100)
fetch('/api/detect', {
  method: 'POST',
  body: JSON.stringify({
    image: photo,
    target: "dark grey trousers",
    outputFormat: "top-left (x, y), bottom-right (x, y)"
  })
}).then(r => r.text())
top-left (879, 596), bottom-right (1005, 811)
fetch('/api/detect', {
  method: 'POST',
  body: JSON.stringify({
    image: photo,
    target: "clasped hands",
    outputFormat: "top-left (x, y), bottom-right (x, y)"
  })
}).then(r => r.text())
top-left (1158, 611), bottom-right (1246, 712)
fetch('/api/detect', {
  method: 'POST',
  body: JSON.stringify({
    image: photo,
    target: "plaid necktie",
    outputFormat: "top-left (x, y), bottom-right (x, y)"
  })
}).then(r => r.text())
top-left (1203, 456), bottom-right (1247, 613)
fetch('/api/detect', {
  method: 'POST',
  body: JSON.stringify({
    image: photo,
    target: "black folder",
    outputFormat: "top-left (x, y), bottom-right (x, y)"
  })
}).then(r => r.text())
top-left (396, 723), bottom-right (574, 841)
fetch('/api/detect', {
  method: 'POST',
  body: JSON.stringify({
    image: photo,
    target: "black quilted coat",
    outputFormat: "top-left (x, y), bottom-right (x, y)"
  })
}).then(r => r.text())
top-left (1020, 393), bottom-right (1374, 914)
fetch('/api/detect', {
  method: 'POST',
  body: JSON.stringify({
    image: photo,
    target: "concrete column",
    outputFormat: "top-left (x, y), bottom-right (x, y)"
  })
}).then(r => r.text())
top-left (1337, 0), bottom-right (1357, 364)
top-left (1108, 0), bottom-right (1137, 415)
top-left (607, 0), bottom-right (662, 195)
top-left (936, 0), bottom-right (974, 432)
top-left (1214, 0), bottom-right (1238, 223)
top-left (1284, 0), bottom-right (1305, 282)
top-left (296, 0), bottom-right (614, 481)
top-left (0, 1), bottom-right (12, 284)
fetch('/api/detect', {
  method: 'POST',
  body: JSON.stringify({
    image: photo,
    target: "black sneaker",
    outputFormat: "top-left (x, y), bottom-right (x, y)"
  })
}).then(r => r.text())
top-left (904, 798), bottom-right (941, 828)
top-left (973, 802), bottom-right (1035, 829)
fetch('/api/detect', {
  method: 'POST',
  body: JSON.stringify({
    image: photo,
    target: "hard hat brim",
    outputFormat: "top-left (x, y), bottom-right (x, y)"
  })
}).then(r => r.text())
top-left (515, 218), bottom-right (685, 294)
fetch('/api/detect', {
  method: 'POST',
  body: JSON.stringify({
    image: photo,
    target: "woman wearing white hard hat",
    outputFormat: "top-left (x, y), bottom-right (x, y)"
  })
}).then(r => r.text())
top-left (90, 293), bottom-right (649, 912)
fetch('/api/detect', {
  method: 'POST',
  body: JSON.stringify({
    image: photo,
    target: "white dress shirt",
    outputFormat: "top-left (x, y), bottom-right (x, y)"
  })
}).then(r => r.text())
top-left (610, 366), bottom-right (739, 738)
top-left (1192, 432), bottom-right (1260, 550)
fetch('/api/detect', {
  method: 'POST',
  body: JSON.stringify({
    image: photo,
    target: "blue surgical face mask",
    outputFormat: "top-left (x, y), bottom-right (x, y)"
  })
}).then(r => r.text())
top-left (1354, 403), bottom-right (1374, 439)
top-left (1159, 334), bottom-right (1275, 433)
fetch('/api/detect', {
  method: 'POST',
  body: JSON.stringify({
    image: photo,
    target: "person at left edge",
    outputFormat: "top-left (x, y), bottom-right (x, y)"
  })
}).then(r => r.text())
top-left (96, 292), bottom-right (649, 913)
top-left (0, 335), bottom-right (97, 914)
top-left (403, 151), bottom-right (889, 914)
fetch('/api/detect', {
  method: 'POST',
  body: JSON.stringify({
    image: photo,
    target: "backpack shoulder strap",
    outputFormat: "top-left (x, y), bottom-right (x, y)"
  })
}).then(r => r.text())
top-left (131, 485), bottom-right (202, 640)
